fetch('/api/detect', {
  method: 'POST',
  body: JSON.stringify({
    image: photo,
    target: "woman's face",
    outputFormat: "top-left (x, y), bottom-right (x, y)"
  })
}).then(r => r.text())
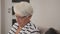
top-left (15, 13), bottom-right (31, 25)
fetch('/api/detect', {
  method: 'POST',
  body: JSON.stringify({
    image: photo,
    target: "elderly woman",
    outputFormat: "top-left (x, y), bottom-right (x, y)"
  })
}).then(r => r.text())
top-left (8, 2), bottom-right (40, 34)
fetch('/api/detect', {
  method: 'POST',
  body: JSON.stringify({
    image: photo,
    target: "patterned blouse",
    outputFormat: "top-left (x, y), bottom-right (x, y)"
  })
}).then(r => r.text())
top-left (8, 22), bottom-right (40, 34)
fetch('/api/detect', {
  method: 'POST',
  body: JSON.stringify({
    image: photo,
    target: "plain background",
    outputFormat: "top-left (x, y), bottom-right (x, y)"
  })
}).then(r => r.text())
top-left (0, 0), bottom-right (1, 34)
top-left (30, 0), bottom-right (60, 30)
top-left (1, 0), bottom-right (60, 34)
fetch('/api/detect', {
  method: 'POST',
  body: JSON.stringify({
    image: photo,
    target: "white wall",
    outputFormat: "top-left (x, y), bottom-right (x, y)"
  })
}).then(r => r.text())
top-left (5, 0), bottom-right (12, 34)
top-left (1, 0), bottom-right (5, 34)
top-left (30, 0), bottom-right (60, 30)
top-left (1, 0), bottom-right (12, 34)
top-left (0, 0), bottom-right (1, 34)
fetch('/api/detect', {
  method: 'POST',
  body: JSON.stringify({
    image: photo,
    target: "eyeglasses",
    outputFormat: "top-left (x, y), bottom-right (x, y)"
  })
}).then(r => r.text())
top-left (16, 15), bottom-right (31, 19)
top-left (16, 16), bottom-right (27, 19)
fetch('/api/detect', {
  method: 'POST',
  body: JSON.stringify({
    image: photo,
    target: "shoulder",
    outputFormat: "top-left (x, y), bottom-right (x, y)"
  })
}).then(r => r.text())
top-left (8, 23), bottom-right (18, 34)
top-left (26, 22), bottom-right (40, 31)
top-left (13, 23), bottom-right (18, 27)
top-left (30, 22), bottom-right (39, 30)
top-left (26, 22), bottom-right (40, 34)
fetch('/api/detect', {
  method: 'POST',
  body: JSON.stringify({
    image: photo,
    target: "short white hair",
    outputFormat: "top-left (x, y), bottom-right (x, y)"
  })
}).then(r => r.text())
top-left (14, 2), bottom-right (33, 17)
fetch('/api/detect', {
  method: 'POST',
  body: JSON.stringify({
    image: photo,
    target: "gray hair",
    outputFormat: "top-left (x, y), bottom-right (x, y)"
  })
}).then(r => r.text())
top-left (14, 2), bottom-right (33, 17)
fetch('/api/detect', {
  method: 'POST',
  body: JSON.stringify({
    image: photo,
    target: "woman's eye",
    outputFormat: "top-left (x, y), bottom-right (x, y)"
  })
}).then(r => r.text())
top-left (23, 16), bottom-right (26, 18)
